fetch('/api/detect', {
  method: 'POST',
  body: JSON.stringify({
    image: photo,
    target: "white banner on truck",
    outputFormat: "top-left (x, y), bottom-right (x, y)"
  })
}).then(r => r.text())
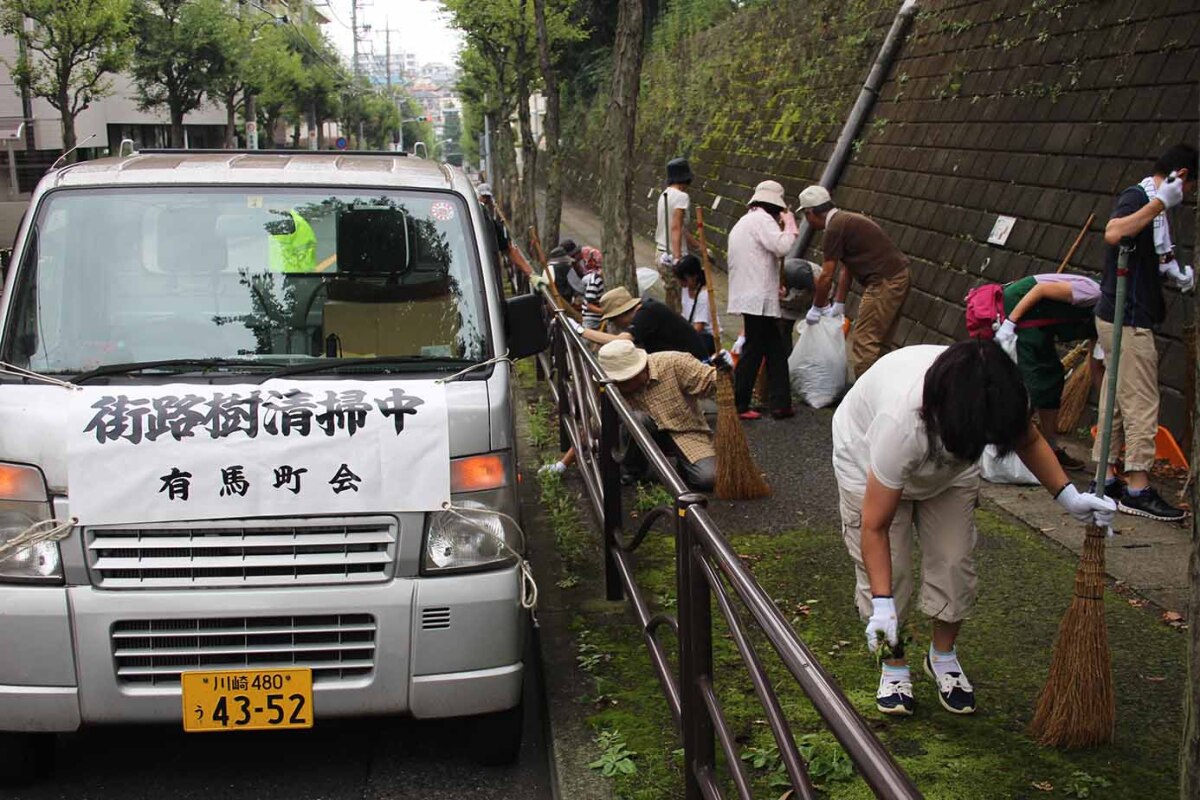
top-left (67, 380), bottom-right (450, 526)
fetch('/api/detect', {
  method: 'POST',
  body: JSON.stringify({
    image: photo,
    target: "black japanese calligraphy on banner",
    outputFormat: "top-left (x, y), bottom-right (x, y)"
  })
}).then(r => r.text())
top-left (68, 380), bottom-right (451, 526)
top-left (83, 387), bottom-right (426, 445)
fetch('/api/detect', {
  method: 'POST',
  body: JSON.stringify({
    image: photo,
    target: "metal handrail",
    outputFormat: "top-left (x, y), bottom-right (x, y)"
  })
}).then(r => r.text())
top-left (531, 285), bottom-right (922, 799)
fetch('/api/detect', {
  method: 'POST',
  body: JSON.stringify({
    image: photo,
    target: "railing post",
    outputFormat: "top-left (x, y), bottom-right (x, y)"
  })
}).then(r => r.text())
top-left (598, 388), bottom-right (624, 602)
top-left (553, 324), bottom-right (570, 452)
top-left (676, 493), bottom-right (714, 799)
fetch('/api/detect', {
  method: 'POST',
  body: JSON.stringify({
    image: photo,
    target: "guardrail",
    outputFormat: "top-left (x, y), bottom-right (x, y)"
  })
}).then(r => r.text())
top-left (531, 286), bottom-right (922, 799)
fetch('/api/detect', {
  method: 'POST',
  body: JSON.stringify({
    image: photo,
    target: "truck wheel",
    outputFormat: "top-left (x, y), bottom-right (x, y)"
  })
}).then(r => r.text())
top-left (0, 733), bottom-right (54, 786)
top-left (467, 699), bottom-right (524, 766)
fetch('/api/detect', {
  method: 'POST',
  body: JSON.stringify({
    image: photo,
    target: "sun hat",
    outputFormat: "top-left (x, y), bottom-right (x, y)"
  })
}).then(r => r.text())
top-left (476, 183), bottom-right (493, 198)
top-left (599, 286), bottom-right (641, 320)
top-left (559, 238), bottom-right (580, 257)
top-left (598, 339), bottom-right (649, 382)
top-left (796, 185), bottom-right (832, 210)
top-left (748, 180), bottom-right (787, 208)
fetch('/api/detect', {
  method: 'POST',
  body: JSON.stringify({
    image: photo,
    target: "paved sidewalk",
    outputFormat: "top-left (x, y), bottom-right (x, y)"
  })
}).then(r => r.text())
top-left (554, 194), bottom-right (1192, 616)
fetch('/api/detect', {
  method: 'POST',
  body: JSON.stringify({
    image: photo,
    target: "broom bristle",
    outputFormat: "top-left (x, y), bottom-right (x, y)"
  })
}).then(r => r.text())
top-left (1028, 525), bottom-right (1115, 748)
top-left (1057, 361), bottom-right (1093, 435)
top-left (714, 372), bottom-right (771, 500)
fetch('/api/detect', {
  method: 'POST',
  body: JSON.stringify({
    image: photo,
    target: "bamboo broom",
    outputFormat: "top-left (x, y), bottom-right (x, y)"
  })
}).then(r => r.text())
top-left (1028, 240), bottom-right (1128, 749)
top-left (696, 208), bottom-right (770, 500)
top-left (1052, 214), bottom-right (1097, 434)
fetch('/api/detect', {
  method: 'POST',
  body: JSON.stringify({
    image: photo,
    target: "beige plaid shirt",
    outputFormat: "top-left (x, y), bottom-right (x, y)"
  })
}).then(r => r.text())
top-left (626, 352), bottom-right (716, 463)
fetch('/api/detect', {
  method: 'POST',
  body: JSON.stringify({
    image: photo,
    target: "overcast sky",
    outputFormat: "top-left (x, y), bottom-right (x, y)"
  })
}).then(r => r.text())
top-left (319, 0), bottom-right (463, 69)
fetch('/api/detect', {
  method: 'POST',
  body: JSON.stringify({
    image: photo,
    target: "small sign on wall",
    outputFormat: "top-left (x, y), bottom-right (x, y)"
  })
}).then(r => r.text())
top-left (987, 215), bottom-right (1017, 246)
top-left (711, 195), bottom-right (722, 210)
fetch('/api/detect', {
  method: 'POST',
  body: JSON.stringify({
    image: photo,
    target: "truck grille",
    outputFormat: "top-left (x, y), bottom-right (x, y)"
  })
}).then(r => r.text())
top-left (86, 517), bottom-right (398, 588)
top-left (111, 614), bottom-right (377, 687)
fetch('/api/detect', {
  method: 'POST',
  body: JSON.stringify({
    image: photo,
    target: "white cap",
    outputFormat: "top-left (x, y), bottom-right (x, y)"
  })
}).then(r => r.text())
top-left (476, 183), bottom-right (493, 198)
top-left (796, 185), bottom-right (832, 210)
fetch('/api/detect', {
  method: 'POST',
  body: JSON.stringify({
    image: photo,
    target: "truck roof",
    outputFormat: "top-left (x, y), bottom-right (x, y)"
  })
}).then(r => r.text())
top-left (45, 150), bottom-right (467, 193)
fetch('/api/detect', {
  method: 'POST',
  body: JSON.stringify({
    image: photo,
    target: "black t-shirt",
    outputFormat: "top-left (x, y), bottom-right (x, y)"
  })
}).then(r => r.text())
top-left (1096, 185), bottom-right (1164, 328)
top-left (629, 298), bottom-right (709, 359)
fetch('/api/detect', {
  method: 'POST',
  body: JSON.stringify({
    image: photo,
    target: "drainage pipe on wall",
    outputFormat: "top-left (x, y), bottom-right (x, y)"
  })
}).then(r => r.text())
top-left (787, 0), bottom-right (920, 260)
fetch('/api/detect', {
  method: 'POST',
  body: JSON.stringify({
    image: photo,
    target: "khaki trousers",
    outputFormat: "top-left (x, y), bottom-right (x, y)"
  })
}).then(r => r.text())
top-left (849, 269), bottom-right (910, 378)
top-left (1092, 319), bottom-right (1159, 472)
top-left (838, 482), bottom-right (979, 624)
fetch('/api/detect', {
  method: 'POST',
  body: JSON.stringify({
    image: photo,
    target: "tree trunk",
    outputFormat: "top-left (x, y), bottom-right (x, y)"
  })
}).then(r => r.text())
top-left (494, 116), bottom-right (521, 241)
top-left (599, 0), bottom-right (646, 295)
top-left (224, 94), bottom-right (237, 149)
top-left (170, 106), bottom-right (185, 149)
top-left (1183, 190), bottom-right (1200, 799)
top-left (57, 89), bottom-right (76, 162)
top-left (533, 0), bottom-right (562, 251)
top-left (515, 84), bottom-right (537, 246)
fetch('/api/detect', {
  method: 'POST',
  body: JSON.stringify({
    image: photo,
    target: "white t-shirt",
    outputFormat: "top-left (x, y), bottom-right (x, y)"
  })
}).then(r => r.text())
top-left (681, 286), bottom-right (711, 333)
top-left (655, 187), bottom-right (691, 256)
top-left (831, 345), bottom-right (980, 500)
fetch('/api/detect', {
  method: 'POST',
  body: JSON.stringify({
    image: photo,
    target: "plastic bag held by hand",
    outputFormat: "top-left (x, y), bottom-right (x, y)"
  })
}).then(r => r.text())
top-left (788, 315), bottom-right (848, 408)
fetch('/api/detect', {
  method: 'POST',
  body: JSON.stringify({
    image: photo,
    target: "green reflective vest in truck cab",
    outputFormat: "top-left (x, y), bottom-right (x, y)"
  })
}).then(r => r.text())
top-left (268, 210), bottom-right (318, 273)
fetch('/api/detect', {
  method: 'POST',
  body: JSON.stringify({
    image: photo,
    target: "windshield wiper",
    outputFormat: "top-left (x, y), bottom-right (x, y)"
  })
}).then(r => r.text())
top-left (72, 358), bottom-right (292, 384)
top-left (262, 355), bottom-right (476, 381)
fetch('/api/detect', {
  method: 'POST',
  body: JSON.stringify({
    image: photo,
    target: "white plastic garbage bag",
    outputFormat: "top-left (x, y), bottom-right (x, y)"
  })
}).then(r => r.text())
top-left (980, 445), bottom-right (1038, 485)
top-left (787, 315), bottom-right (848, 408)
top-left (637, 267), bottom-right (665, 303)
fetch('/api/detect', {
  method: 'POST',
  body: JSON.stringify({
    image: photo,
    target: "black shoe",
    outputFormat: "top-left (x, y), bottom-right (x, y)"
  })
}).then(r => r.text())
top-left (924, 655), bottom-right (976, 715)
top-left (1118, 486), bottom-right (1188, 522)
top-left (875, 674), bottom-right (914, 716)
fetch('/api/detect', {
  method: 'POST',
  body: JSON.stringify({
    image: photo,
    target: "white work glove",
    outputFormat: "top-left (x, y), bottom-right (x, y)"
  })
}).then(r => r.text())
top-left (994, 318), bottom-right (1018, 362)
top-left (1158, 172), bottom-right (1185, 209)
top-left (865, 596), bottom-right (899, 652)
top-left (712, 349), bottom-right (734, 370)
top-left (658, 252), bottom-right (676, 269)
top-left (530, 272), bottom-right (549, 290)
top-left (830, 301), bottom-right (846, 318)
top-left (731, 334), bottom-right (745, 355)
top-left (805, 305), bottom-right (830, 325)
top-left (1056, 484), bottom-right (1117, 528)
top-left (568, 318), bottom-right (585, 336)
top-left (1161, 260), bottom-right (1195, 293)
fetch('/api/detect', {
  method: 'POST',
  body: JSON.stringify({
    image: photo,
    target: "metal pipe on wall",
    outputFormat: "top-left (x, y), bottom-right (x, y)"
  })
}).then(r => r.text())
top-left (787, 0), bottom-right (920, 260)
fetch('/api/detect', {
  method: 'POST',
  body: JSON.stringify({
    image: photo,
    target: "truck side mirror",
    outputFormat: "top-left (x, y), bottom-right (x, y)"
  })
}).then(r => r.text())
top-left (504, 293), bottom-right (548, 359)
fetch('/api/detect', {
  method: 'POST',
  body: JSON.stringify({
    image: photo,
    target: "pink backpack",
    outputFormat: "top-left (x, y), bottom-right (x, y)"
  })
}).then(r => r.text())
top-left (965, 283), bottom-right (1068, 339)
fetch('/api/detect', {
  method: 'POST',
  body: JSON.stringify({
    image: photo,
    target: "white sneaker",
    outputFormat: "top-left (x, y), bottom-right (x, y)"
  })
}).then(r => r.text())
top-left (876, 674), bottom-right (914, 716)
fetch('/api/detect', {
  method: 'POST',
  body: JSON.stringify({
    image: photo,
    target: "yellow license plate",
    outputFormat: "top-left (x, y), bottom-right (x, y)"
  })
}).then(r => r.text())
top-left (181, 668), bottom-right (313, 732)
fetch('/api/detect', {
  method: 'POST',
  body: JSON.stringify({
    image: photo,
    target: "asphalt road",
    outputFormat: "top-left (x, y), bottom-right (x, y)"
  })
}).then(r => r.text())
top-left (9, 629), bottom-right (553, 800)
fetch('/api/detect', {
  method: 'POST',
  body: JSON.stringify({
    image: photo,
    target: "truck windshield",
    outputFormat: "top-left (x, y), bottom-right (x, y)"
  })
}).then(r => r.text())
top-left (2, 187), bottom-right (489, 374)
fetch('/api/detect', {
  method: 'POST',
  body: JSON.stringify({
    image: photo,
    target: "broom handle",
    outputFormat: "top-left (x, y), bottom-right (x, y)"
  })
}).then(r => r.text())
top-left (694, 207), bottom-right (721, 353)
top-left (1056, 214), bottom-right (1095, 274)
top-left (1093, 240), bottom-right (1132, 497)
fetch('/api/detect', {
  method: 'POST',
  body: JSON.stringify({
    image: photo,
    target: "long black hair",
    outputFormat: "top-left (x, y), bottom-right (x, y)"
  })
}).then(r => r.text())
top-left (920, 340), bottom-right (1031, 462)
top-left (672, 254), bottom-right (705, 287)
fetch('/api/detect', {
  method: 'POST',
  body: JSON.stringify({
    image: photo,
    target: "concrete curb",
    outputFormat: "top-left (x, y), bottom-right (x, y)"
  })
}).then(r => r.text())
top-left (515, 397), bottom-right (615, 800)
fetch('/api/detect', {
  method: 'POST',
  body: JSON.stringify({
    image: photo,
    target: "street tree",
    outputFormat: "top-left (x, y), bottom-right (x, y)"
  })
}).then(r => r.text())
top-left (130, 0), bottom-right (228, 148)
top-left (599, 0), bottom-right (646, 294)
top-left (532, 0), bottom-right (584, 250)
top-left (208, 5), bottom-right (298, 148)
top-left (0, 0), bottom-right (133, 159)
top-left (284, 21), bottom-right (347, 149)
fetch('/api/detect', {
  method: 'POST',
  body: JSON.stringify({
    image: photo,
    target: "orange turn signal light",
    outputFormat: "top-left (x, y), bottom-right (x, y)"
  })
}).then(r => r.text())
top-left (0, 463), bottom-right (47, 502)
top-left (450, 454), bottom-right (509, 493)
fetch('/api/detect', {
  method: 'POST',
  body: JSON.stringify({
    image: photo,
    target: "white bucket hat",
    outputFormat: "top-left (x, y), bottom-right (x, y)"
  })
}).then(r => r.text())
top-left (748, 180), bottom-right (786, 208)
top-left (796, 185), bottom-right (832, 210)
top-left (598, 339), bottom-right (649, 382)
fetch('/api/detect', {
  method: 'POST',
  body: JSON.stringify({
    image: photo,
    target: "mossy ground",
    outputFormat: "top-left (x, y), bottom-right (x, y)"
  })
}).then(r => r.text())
top-left (517, 360), bottom-right (1185, 799)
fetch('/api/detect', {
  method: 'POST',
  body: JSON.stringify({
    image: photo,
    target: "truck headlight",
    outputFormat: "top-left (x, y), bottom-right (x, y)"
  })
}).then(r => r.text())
top-left (0, 463), bottom-right (61, 583)
top-left (423, 501), bottom-right (523, 574)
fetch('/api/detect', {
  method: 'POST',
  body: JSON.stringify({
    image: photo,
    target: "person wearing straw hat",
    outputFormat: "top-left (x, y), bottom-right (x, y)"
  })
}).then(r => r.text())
top-left (798, 185), bottom-right (910, 378)
top-left (573, 286), bottom-right (709, 360)
top-left (726, 180), bottom-right (799, 419)
top-left (597, 340), bottom-right (723, 491)
top-left (1089, 143), bottom-right (1196, 522)
top-left (835, 341), bottom-right (1115, 716)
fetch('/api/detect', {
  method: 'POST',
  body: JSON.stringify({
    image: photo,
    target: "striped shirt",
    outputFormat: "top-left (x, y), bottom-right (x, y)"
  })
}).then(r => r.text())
top-left (582, 271), bottom-right (605, 329)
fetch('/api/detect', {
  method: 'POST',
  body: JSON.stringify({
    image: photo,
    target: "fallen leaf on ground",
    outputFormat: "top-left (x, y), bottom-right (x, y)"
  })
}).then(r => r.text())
top-left (1127, 598), bottom-right (1149, 609)
top-left (1163, 611), bottom-right (1185, 623)
top-left (1031, 781), bottom-right (1053, 792)
top-left (1144, 675), bottom-right (1166, 683)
